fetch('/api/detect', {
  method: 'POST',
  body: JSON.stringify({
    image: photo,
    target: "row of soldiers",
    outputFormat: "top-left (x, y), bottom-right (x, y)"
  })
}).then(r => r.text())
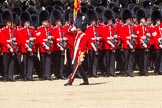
top-left (0, 2), bottom-right (162, 84)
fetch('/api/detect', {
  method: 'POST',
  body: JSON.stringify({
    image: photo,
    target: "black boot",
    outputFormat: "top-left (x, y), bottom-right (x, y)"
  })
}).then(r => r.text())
top-left (64, 82), bottom-right (72, 86)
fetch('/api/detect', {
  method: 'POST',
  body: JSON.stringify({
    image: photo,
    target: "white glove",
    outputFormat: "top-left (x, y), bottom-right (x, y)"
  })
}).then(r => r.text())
top-left (47, 36), bottom-right (53, 40)
top-left (25, 44), bottom-right (32, 52)
top-left (146, 33), bottom-right (151, 37)
top-left (12, 37), bottom-right (16, 41)
top-left (10, 48), bottom-right (13, 53)
top-left (60, 47), bottom-right (64, 51)
top-left (45, 46), bottom-right (50, 50)
top-left (70, 26), bottom-right (76, 32)
top-left (108, 40), bottom-right (115, 48)
top-left (7, 44), bottom-right (13, 52)
top-left (129, 45), bottom-right (134, 49)
top-left (43, 43), bottom-right (50, 50)
top-left (27, 48), bottom-right (32, 52)
top-left (29, 37), bottom-right (35, 41)
top-left (143, 43), bottom-right (147, 48)
top-left (126, 41), bottom-right (133, 49)
top-left (63, 37), bottom-right (68, 41)
top-left (159, 45), bottom-right (162, 48)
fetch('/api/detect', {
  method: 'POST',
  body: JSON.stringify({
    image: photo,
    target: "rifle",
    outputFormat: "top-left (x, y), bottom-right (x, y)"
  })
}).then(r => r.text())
top-left (10, 28), bottom-right (17, 56)
top-left (140, 26), bottom-right (151, 51)
top-left (93, 23), bottom-right (102, 55)
top-left (60, 30), bottom-right (68, 56)
top-left (26, 28), bottom-right (36, 56)
top-left (44, 27), bottom-right (53, 54)
top-left (107, 24), bottom-right (117, 53)
top-left (127, 24), bottom-right (137, 52)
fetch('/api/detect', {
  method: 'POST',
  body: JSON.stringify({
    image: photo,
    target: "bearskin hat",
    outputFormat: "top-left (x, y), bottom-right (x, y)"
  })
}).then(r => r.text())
top-left (20, 12), bottom-right (31, 24)
top-left (87, 5), bottom-right (95, 10)
top-left (13, 12), bottom-right (21, 25)
top-left (45, 5), bottom-right (54, 15)
top-left (95, 6), bottom-right (105, 21)
top-left (39, 10), bottom-right (49, 25)
top-left (31, 14), bottom-right (38, 28)
top-left (0, 8), bottom-right (3, 15)
top-left (136, 9), bottom-right (146, 23)
top-left (112, 6), bottom-right (122, 19)
top-left (131, 6), bottom-right (140, 18)
top-left (143, 0), bottom-right (153, 9)
top-left (127, 3), bottom-right (136, 10)
top-left (145, 5), bottom-right (152, 18)
top-left (152, 6), bottom-right (160, 12)
top-left (151, 10), bottom-right (161, 25)
top-left (26, 6), bottom-right (38, 15)
top-left (107, 2), bottom-right (116, 10)
top-left (50, 9), bottom-right (63, 25)
top-left (81, 6), bottom-right (88, 15)
top-left (74, 12), bottom-right (87, 32)
top-left (122, 9), bottom-right (132, 23)
top-left (64, 8), bottom-right (73, 23)
top-left (86, 9), bottom-right (98, 25)
top-left (2, 10), bottom-right (13, 24)
top-left (0, 14), bottom-right (4, 28)
top-left (12, 7), bottom-right (22, 17)
top-left (54, 5), bottom-right (64, 14)
top-left (104, 9), bottom-right (114, 24)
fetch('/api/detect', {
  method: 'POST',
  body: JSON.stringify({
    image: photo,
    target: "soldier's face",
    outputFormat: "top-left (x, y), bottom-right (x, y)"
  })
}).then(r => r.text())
top-left (156, 20), bottom-right (161, 25)
top-left (90, 21), bottom-right (96, 26)
top-left (42, 20), bottom-right (48, 27)
top-left (133, 18), bottom-right (136, 23)
top-left (107, 19), bottom-right (113, 25)
top-left (125, 18), bottom-right (131, 24)
top-left (140, 18), bottom-right (146, 24)
top-left (6, 21), bottom-right (12, 27)
top-left (24, 21), bottom-right (30, 27)
top-left (55, 20), bottom-right (62, 27)
top-left (97, 19), bottom-right (102, 23)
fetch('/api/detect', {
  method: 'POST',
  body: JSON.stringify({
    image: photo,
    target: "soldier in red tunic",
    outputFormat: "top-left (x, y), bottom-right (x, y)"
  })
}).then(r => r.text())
top-left (36, 10), bottom-right (54, 80)
top-left (19, 12), bottom-right (36, 80)
top-left (85, 9), bottom-right (99, 77)
top-left (64, 12), bottom-right (89, 86)
top-left (50, 9), bottom-right (67, 80)
top-left (0, 10), bottom-right (18, 81)
top-left (102, 9), bottom-right (117, 77)
top-left (120, 9), bottom-right (137, 77)
top-left (150, 11), bottom-right (162, 75)
top-left (135, 9), bottom-right (151, 76)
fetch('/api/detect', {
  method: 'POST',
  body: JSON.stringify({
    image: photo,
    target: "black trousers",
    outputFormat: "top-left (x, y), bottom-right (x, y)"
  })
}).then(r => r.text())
top-left (105, 50), bottom-right (115, 75)
top-left (121, 49), bottom-right (135, 75)
top-left (88, 50), bottom-right (98, 76)
top-left (3, 53), bottom-right (16, 79)
top-left (116, 49), bottom-right (124, 72)
top-left (40, 53), bottom-right (52, 79)
top-left (53, 51), bottom-right (64, 78)
top-left (137, 49), bottom-right (149, 75)
top-left (33, 53), bottom-right (41, 78)
top-left (15, 52), bottom-right (22, 75)
top-left (98, 50), bottom-right (106, 74)
top-left (22, 53), bottom-right (34, 79)
top-left (149, 46), bottom-right (155, 70)
top-left (65, 49), bottom-right (72, 76)
top-left (68, 58), bottom-right (88, 84)
top-left (154, 49), bottom-right (162, 74)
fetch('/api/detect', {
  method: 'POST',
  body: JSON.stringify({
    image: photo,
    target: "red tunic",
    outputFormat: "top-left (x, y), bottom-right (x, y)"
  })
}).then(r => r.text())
top-left (135, 24), bottom-right (151, 49)
top-left (36, 26), bottom-right (54, 53)
top-left (120, 24), bottom-right (137, 49)
top-left (18, 27), bottom-right (37, 53)
top-left (0, 27), bottom-right (18, 53)
top-left (72, 32), bottom-right (87, 64)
